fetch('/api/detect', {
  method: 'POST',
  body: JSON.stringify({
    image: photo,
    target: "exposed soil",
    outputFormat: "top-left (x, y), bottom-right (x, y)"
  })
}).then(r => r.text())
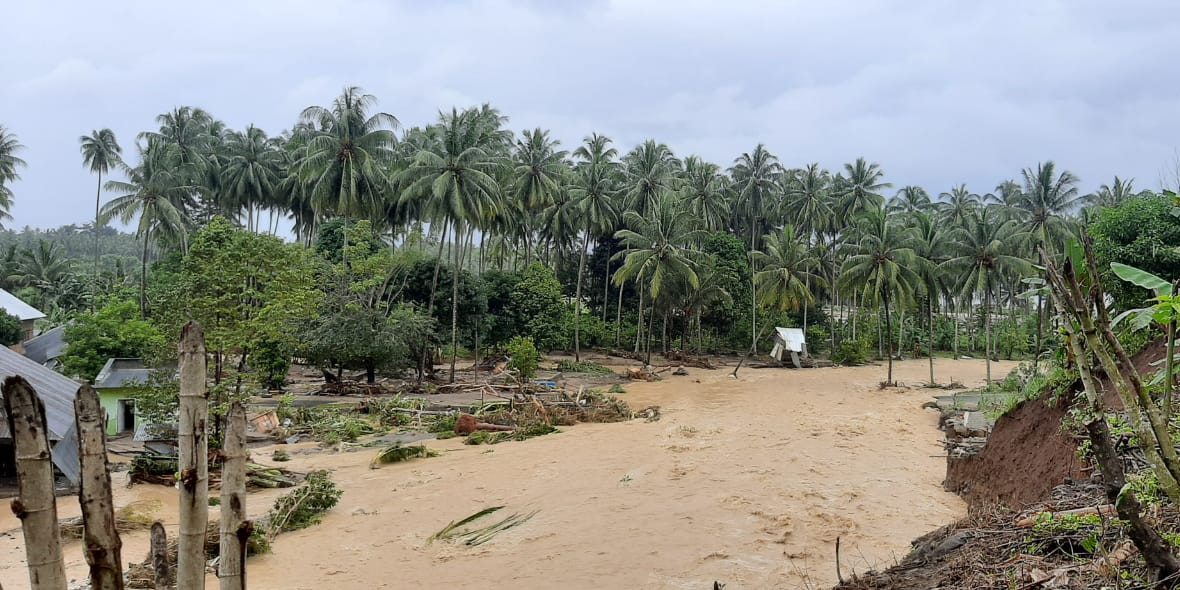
top-left (943, 394), bottom-right (1087, 510)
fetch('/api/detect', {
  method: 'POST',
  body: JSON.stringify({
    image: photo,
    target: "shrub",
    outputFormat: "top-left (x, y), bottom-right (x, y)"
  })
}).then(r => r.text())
top-left (556, 360), bottom-right (614, 375)
top-left (831, 339), bottom-right (869, 365)
top-left (505, 336), bottom-right (541, 381)
top-left (0, 310), bottom-right (20, 346)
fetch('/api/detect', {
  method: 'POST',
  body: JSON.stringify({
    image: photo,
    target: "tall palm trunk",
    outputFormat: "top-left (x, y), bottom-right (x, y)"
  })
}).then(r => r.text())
top-left (426, 222), bottom-right (449, 317)
top-left (634, 285), bottom-right (644, 354)
top-left (449, 223), bottom-right (463, 384)
top-left (615, 280), bottom-right (624, 347)
top-left (574, 227), bottom-right (591, 361)
top-left (750, 218), bottom-right (757, 354)
top-left (602, 241), bottom-right (612, 323)
top-left (92, 171), bottom-right (103, 310)
top-left (984, 289), bottom-right (992, 385)
top-left (883, 289), bottom-right (894, 384)
top-left (140, 233), bottom-right (149, 316)
top-left (928, 298), bottom-right (936, 385)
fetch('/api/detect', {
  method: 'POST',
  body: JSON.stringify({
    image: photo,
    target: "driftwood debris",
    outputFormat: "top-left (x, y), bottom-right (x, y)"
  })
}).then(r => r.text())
top-left (73, 383), bottom-right (125, 590)
top-left (177, 322), bottom-right (209, 590)
top-left (2, 376), bottom-right (67, 590)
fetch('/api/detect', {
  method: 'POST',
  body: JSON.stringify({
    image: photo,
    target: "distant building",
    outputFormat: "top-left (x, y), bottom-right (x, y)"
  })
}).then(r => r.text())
top-left (0, 344), bottom-right (80, 486)
top-left (0, 288), bottom-right (46, 347)
top-left (93, 358), bottom-right (153, 436)
top-left (22, 325), bottom-right (67, 370)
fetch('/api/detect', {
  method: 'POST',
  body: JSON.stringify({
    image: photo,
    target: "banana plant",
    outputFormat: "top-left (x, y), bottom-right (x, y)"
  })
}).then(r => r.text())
top-left (1111, 262), bottom-right (1180, 410)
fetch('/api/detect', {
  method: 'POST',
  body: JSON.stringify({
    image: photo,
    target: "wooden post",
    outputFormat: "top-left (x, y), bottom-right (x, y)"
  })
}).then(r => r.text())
top-left (150, 522), bottom-right (171, 590)
top-left (177, 322), bottom-right (209, 590)
top-left (218, 402), bottom-right (250, 590)
top-left (2, 376), bottom-right (67, 590)
top-left (74, 383), bottom-right (124, 590)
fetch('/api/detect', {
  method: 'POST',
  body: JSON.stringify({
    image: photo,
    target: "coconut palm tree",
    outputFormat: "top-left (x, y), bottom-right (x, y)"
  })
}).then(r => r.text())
top-left (101, 141), bottom-right (196, 314)
top-left (754, 224), bottom-right (826, 315)
top-left (730, 144), bottom-right (785, 350)
top-left (222, 124), bottom-right (284, 231)
top-left (938, 184), bottom-right (981, 226)
top-left (840, 207), bottom-right (920, 384)
top-left (785, 163), bottom-right (833, 237)
top-left (0, 125), bottom-right (26, 227)
top-left (681, 156), bottom-right (729, 232)
top-left (1087, 176), bottom-right (1145, 210)
top-left (511, 128), bottom-right (569, 261)
top-left (838, 157), bottom-right (890, 218)
top-left (297, 87), bottom-right (398, 226)
top-left (910, 212), bottom-right (952, 384)
top-left (570, 133), bottom-right (620, 360)
top-left (79, 128), bottom-right (123, 290)
top-left (622, 140), bottom-right (678, 217)
top-left (17, 240), bottom-right (74, 311)
top-left (613, 193), bottom-right (705, 363)
top-left (399, 107), bottom-right (503, 381)
top-left (1018, 161), bottom-right (1081, 250)
top-left (888, 185), bottom-right (932, 216)
top-left (942, 208), bottom-right (1029, 384)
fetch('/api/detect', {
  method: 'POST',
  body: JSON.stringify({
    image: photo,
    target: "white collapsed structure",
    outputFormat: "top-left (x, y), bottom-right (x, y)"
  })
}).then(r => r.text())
top-left (770, 327), bottom-right (806, 368)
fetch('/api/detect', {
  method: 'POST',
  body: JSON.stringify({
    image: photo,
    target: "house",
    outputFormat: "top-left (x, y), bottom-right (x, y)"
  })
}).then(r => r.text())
top-left (0, 288), bottom-right (46, 349)
top-left (93, 358), bottom-right (152, 436)
top-left (770, 327), bottom-right (807, 368)
top-left (22, 325), bottom-right (67, 370)
top-left (0, 344), bottom-right (80, 486)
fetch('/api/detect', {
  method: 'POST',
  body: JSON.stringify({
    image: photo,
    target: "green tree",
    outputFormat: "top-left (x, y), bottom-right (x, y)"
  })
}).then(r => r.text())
top-left (0, 125), bottom-right (26, 227)
top-left (296, 86), bottom-right (398, 224)
top-left (150, 217), bottom-right (321, 386)
top-left (507, 263), bottom-right (570, 352)
top-left (0, 309), bottom-right (21, 346)
top-left (1091, 193), bottom-right (1180, 308)
top-left (101, 141), bottom-right (196, 314)
top-left (79, 128), bottom-right (123, 290)
top-left (569, 133), bottom-right (620, 360)
top-left (730, 144), bottom-right (785, 351)
top-left (754, 225), bottom-right (824, 313)
top-left (942, 209), bottom-right (1028, 384)
top-left (840, 208), bottom-right (920, 384)
top-left (61, 299), bottom-right (165, 380)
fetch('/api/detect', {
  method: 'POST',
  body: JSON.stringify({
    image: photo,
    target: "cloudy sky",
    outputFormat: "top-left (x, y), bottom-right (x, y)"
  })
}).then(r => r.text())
top-left (1, 0), bottom-right (1177, 230)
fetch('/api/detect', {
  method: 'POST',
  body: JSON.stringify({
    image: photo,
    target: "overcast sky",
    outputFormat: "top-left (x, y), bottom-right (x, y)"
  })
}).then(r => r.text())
top-left (1, 0), bottom-right (1177, 230)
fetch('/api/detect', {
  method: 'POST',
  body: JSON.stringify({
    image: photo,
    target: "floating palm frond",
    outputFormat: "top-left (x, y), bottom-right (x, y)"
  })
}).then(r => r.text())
top-left (369, 442), bottom-right (440, 468)
top-left (430, 506), bottom-right (539, 546)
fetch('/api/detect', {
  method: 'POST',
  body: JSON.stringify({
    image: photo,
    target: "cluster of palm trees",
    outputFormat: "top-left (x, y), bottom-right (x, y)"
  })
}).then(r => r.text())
top-left (0, 87), bottom-right (1143, 384)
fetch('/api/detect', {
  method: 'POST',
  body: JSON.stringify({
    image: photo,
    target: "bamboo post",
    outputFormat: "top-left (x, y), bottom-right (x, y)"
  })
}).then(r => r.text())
top-left (2, 376), bottom-right (67, 590)
top-left (177, 322), bottom-right (209, 590)
top-left (150, 522), bottom-right (170, 590)
top-left (74, 383), bottom-right (124, 590)
top-left (218, 402), bottom-right (250, 590)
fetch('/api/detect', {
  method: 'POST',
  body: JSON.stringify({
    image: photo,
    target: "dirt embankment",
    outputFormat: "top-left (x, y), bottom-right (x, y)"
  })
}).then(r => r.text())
top-left (944, 340), bottom-right (1164, 512)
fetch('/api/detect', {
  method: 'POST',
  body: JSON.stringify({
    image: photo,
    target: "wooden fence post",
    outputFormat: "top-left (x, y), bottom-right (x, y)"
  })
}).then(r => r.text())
top-left (2, 376), bottom-right (67, 590)
top-left (150, 522), bottom-right (170, 590)
top-left (218, 402), bottom-right (249, 590)
top-left (75, 383), bottom-right (125, 590)
top-left (177, 322), bottom-right (209, 590)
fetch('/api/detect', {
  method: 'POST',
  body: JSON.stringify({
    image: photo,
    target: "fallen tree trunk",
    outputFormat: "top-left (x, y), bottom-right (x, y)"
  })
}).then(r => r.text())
top-left (1015, 504), bottom-right (1117, 528)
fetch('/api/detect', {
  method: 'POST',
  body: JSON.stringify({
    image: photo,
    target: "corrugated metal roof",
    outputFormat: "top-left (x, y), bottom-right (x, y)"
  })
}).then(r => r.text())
top-left (0, 288), bottom-right (46, 321)
top-left (0, 344), bottom-right (82, 485)
top-left (0, 344), bottom-right (80, 440)
top-left (23, 325), bottom-right (67, 365)
top-left (94, 358), bottom-right (152, 389)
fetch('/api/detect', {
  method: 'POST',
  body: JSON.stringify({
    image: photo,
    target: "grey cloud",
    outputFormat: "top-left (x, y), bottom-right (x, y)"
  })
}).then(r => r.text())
top-left (1, 0), bottom-right (1178, 229)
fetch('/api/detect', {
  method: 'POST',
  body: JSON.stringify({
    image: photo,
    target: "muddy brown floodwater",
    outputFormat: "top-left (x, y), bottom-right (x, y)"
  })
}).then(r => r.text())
top-left (0, 358), bottom-right (1014, 590)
